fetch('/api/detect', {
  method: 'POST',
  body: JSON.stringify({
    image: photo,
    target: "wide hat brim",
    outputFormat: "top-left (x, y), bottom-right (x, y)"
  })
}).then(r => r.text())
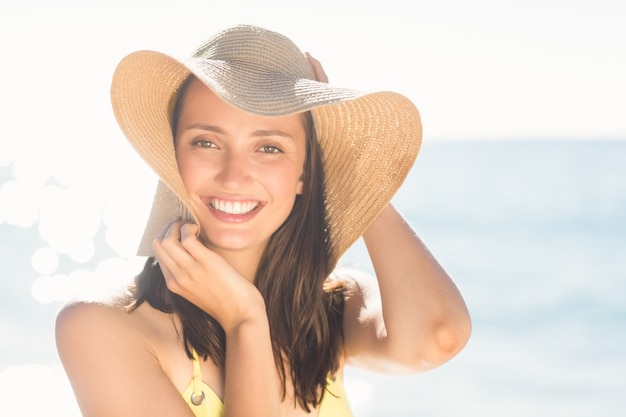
top-left (110, 24), bottom-right (422, 269)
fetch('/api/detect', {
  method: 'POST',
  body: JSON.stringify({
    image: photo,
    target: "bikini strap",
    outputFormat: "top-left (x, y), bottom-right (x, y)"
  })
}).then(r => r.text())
top-left (190, 348), bottom-right (206, 406)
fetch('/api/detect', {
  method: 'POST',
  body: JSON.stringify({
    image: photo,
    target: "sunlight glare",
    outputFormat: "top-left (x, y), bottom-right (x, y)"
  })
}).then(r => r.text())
top-left (344, 377), bottom-right (373, 417)
top-left (30, 256), bottom-right (142, 305)
top-left (67, 239), bottom-right (95, 263)
top-left (31, 246), bottom-right (60, 275)
top-left (102, 192), bottom-right (153, 258)
top-left (38, 185), bottom-right (102, 259)
top-left (31, 275), bottom-right (63, 304)
top-left (0, 179), bottom-right (41, 227)
top-left (0, 364), bottom-right (79, 417)
top-left (12, 152), bottom-right (52, 187)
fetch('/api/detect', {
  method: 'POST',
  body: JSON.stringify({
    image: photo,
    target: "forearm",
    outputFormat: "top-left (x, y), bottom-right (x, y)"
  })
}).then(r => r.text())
top-left (362, 204), bottom-right (471, 366)
top-left (223, 310), bottom-right (281, 417)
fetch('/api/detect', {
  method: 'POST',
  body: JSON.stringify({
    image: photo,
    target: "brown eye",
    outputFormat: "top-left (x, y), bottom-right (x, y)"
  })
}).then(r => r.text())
top-left (259, 145), bottom-right (282, 153)
top-left (194, 140), bottom-right (217, 148)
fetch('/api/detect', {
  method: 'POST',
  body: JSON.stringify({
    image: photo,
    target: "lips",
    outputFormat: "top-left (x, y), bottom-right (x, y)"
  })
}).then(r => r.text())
top-left (209, 198), bottom-right (260, 215)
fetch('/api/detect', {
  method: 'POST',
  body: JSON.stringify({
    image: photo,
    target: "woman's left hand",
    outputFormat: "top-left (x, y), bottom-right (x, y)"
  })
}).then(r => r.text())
top-left (306, 52), bottom-right (329, 83)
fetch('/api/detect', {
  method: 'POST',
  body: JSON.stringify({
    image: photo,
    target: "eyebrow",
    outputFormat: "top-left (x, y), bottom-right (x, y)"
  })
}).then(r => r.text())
top-left (184, 123), bottom-right (224, 134)
top-left (253, 129), bottom-right (296, 140)
top-left (184, 123), bottom-right (296, 140)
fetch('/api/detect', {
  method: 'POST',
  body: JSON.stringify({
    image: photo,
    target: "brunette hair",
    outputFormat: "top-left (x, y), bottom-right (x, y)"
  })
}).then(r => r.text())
top-left (128, 76), bottom-right (345, 411)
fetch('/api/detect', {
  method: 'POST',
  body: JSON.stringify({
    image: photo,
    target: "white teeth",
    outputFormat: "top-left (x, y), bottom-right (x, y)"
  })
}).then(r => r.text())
top-left (211, 199), bottom-right (258, 214)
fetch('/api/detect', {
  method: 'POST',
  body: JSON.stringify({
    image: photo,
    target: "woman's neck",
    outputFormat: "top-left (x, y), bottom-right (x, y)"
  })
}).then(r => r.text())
top-left (211, 245), bottom-right (264, 283)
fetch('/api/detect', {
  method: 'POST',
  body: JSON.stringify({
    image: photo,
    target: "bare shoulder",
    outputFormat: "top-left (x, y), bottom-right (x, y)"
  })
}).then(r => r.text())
top-left (56, 299), bottom-right (132, 340)
top-left (55, 296), bottom-right (176, 363)
top-left (55, 299), bottom-right (194, 416)
top-left (56, 298), bottom-right (128, 323)
top-left (57, 297), bottom-right (155, 338)
top-left (55, 299), bottom-right (153, 377)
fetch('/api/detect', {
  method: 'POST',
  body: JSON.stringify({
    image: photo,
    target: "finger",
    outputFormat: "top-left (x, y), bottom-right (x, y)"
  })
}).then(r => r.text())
top-left (164, 219), bottom-right (183, 241)
top-left (154, 220), bottom-right (195, 270)
top-left (179, 222), bottom-right (206, 258)
top-left (178, 223), bottom-right (227, 274)
top-left (305, 52), bottom-right (329, 83)
top-left (153, 226), bottom-right (184, 273)
top-left (154, 217), bottom-right (182, 244)
top-left (154, 248), bottom-right (174, 279)
top-left (152, 240), bottom-right (180, 287)
top-left (180, 222), bottom-right (198, 241)
top-left (153, 230), bottom-right (198, 297)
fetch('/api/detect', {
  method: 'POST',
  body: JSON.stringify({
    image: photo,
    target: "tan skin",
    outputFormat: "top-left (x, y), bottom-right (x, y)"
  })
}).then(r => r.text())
top-left (56, 54), bottom-right (471, 417)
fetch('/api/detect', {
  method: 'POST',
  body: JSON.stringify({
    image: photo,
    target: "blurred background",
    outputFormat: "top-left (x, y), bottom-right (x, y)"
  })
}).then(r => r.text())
top-left (1, 0), bottom-right (625, 415)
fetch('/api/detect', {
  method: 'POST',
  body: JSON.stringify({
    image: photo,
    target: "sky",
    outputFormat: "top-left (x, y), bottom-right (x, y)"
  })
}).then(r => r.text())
top-left (0, 0), bottom-right (624, 415)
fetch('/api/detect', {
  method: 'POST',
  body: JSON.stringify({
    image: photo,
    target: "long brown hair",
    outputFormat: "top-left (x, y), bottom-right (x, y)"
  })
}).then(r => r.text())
top-left (128, 76), bottom-right (345, 411)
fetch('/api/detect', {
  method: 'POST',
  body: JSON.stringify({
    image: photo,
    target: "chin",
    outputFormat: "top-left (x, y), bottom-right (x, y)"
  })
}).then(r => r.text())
top-left (201, 232), bottom-right (268, 254)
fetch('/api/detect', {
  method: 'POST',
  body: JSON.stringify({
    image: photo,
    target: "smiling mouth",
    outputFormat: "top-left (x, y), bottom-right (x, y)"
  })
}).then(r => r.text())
top-left (209, 198), bottom-right (260, 215)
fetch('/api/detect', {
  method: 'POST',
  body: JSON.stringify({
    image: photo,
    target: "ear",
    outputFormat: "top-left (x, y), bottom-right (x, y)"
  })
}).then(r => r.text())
top-left (296, 177), bottom-right (304, 195)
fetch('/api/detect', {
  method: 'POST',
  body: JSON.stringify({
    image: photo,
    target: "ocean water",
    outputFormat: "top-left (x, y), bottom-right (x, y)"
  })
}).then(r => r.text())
top-left (1, 140), bottom-right (625, 416)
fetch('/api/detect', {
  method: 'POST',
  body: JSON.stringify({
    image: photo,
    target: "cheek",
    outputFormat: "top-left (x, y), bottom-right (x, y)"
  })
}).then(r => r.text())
top-left (264, 164), bottom-right (303, 198)
top-left (177, 155), bottom-right (205, 192)
top-left (177, 162), bottom-right (192, 190)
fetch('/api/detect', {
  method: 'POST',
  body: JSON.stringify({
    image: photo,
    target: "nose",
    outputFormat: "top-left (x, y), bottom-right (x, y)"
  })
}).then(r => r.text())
top-left (215, 149), bottom-right (252, 190)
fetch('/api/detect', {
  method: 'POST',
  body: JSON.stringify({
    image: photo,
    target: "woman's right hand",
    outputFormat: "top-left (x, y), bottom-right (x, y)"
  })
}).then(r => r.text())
top-left (152, 219), bottom-right (266, 332)
top-left (153, 219), bottom-right (281, 416)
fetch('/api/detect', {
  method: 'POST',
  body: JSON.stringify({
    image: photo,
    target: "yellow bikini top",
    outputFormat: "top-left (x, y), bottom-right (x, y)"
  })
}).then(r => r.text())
top-left (182, 349), bottom-right (354, 417)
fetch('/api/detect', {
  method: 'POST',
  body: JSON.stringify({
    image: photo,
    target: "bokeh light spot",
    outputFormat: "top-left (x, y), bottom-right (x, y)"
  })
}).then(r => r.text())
top-left (0, 180), bottom-right (42, 227)
top-left (31, 246), bottom-right (60, 275)
top-left (38, 185), bottom-right (102, 259)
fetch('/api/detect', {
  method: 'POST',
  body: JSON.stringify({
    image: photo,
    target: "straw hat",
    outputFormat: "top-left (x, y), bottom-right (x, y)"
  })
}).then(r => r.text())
top-left (110, 24), bottom-right (422, 268)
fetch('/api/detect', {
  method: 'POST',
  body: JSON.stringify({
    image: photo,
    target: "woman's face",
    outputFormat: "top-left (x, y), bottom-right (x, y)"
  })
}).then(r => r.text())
top-left (174, 78), bottom-right (306, 256)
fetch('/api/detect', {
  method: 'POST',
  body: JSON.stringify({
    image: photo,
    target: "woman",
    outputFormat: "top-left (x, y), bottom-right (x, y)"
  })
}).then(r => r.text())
top-left (56, 24), bottom-right (471, 417)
